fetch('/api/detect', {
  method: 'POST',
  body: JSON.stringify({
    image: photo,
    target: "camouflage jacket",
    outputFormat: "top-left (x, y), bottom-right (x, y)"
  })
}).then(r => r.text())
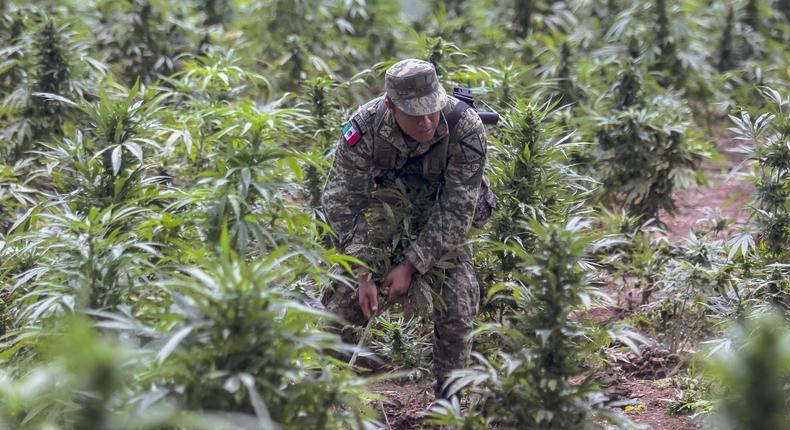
top-left (321, 95), bottom-right (487, 275)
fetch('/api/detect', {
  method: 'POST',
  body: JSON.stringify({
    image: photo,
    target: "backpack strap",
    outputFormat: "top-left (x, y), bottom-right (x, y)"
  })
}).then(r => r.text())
top-left (445, 99), bottom-right (472, 140)
top-left (422, 100), bottom-right (472, 182)
top-left (372, 100), bottom-right (397, 169)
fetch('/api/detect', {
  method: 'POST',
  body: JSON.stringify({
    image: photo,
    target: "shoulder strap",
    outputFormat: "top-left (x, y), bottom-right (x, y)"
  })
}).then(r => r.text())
top-left (422, 101), bottom-right (472, 182)
top-left (372, 100), bottom-right (397, 169)
top-left (445, 100), bottom-right (472, 141)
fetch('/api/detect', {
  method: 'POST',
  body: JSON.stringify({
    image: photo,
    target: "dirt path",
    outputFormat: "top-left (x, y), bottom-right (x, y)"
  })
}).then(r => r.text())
top-left (663, 125), bottom-right (754, 240)
top-left (593, 124), bottom-right (753, 429)
top-left (367, 379), bottom-right (436, 429)
top-left (368, 123), bottom-right (754, 429)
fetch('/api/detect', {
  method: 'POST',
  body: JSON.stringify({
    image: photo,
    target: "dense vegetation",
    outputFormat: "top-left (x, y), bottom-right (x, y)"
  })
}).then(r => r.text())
top-left (1, 1), bottom-right (789, 429)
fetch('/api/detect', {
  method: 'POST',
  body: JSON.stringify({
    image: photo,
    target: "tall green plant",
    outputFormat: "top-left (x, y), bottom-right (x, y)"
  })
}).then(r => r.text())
top-left (184, 102), bottom-right (316, 255)
top-left (592, 58), bottom-right (705, 222)
top-left (0, 12), bottom-right (95, 161)
top-left (200, 0), bottom-right (233, 27)
top-left (717, 6), bottom-right (736, 72)
top-left (92, 0), bottom-right (194, 86)
top-left (651, 231), bottom-right (729, 353)
top-left (299, 75), bottom-right (360, 210)
top-left (702, 312), bottom-right (790, 430)
top-left (780, 0), bottom-right (790, 23)
top-left (427, 219), bottom-right (640, 429)
top-left (5, 204), bottom-right (158, 332)
top-left (729, 87), bottom-right (790, 260)
top-left (147, 233), bottom-right (375, 429)
top-left (0, 317), bottom-right (176, 430)
top-left (744, 0), bottom-right (760, 32)
top-left (485, 99), bottom-right (594, 271)
top-left (596, 208), bottom-right (668, 306)
top-left (0, 315), bottom-right (265, 430)
top-left (513, 0), bottom-right (535, 37)
top-left (37, 81), bottom-right (168, 211)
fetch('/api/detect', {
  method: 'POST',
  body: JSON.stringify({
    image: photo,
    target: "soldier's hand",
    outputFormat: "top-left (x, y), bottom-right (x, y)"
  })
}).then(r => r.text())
top-left (357, 272), bottom-right (379, 320)
top-left (383, 260), bottom-right (417, 305)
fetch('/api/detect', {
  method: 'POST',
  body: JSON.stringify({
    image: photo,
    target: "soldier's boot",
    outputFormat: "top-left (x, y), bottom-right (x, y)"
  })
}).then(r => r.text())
top-left (432, 259), bottom-right (480, 400)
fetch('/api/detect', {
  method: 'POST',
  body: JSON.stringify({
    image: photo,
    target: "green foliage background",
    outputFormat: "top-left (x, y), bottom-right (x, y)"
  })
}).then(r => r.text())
top-left (1, 0), bottom-right (789, 428)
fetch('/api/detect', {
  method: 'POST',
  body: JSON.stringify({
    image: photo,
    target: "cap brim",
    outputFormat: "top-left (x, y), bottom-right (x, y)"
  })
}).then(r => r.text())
top-left (391, 86), bottom-right (447, 116)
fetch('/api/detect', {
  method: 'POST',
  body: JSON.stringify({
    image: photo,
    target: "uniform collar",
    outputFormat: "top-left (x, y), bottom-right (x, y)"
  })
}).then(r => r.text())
top-left (375, 100), bottom-right (449, 158)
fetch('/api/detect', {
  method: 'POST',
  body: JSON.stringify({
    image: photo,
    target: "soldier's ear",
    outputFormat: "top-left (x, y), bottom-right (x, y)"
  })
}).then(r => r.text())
top-left (384, 96), bottom-right (395, 112)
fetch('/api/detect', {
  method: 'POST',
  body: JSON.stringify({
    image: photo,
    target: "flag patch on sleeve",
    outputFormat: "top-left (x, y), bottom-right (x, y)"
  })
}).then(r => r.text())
top-left (342, 121), bottom-right (361, 146)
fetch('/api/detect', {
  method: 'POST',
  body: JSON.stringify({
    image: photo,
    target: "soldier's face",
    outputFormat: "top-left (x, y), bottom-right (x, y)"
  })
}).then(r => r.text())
top-left (387, 101), bottom-right (441, 143)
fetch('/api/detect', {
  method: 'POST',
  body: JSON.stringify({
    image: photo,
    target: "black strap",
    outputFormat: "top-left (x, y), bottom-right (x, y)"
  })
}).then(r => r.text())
top-left (421, 100), bottom-right (474, 182)
top-left (445, 100), bottom-right (472, 141)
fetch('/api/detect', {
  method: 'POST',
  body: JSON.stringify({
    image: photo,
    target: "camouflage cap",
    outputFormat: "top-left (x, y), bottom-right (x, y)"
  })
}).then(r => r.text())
top-left (385, 59), bottom-right (447, 116)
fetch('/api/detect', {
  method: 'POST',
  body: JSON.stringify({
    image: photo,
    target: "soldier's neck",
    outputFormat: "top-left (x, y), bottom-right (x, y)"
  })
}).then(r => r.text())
top-left (403, 133), bottom-right (420, 152)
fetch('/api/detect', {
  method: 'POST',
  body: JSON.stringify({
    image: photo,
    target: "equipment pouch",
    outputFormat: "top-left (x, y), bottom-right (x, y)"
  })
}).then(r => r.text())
top-left (472, 175), bottom-right (497, 229)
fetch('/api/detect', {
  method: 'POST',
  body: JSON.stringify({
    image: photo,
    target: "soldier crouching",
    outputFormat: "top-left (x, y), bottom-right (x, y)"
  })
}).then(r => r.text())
top-left (320, 58), bottom-right (491, 399)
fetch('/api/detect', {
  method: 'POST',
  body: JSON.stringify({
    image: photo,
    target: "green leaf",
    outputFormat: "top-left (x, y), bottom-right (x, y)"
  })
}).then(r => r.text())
top-left (126, 142), bottom-right (144, 164)
top-left (111, 146), bottom-right (123, 176)
top-left (31, 92), bottom-right (77, 107)
top-left (157, 326), bottom-right (194, 364)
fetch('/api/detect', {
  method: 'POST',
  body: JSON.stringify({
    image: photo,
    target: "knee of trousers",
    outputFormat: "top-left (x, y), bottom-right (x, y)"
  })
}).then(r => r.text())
top-left (321, 282), bottom-right (367, 328)
top-left (434, 314), bottom-right (474, 340)
top-left (438, 259), bottom-right (480, 316)
top-left (432, 322), bottom-right (473, 379)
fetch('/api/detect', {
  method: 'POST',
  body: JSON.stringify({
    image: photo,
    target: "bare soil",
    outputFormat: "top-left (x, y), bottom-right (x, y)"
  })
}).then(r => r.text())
top-left (663, 123), bottom-right (754, 240)
top-left (366, 379), bottom-right (437, 430)
top-left (615, 379), bottom-right (701, 430)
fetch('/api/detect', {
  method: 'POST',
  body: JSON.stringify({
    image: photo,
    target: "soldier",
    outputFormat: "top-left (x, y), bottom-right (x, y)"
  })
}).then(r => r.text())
top-left (321, 59), bottom-right (489, 398)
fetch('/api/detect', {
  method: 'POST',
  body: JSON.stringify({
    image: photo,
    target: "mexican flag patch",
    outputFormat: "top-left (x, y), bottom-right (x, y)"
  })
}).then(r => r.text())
top-left (342, 121), bottom-right (361, 146)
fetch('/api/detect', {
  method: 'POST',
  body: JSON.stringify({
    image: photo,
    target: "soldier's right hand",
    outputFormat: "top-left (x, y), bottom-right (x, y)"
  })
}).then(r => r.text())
top-left (357, 272), bottom-right (379, 320)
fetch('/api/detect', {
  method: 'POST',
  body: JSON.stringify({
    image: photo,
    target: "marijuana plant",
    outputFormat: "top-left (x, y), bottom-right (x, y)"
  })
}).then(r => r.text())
top-left (703, 312), bottom-right (790, 430)
top-left (717, 6), bottom-right (736, 72)
top-left (5, 204), bottom-right (158, 331)
top-left (0, 13), bottom-right (92, 161)
top-left (369, 313), bottom-right (432, 376)
top-left (428, 219), bottom-right (639, 429)
top-left (200, 0), bottom-right (233, 27)
top-left (0, 317), bottom-right (175, 430)
top-left (780, 0), bottom-right (790, 23)
top-left (299, 75), bottom-right (359, 210)
top-left (149, 234), bottom-right (375, 429)
top-left (36, 82), bottom-right (168, 211)
top-left (190, 103), bottom-right (315, 255)
top-left (652, 0), bottom-right (680, 86)
top-left (651, 231), bottom-right (730, 353)
top-left (485, 99), bottom-right (594, 274)
top-left (92, 0), bottom-right (193, 86)
top-left (729, 87), bottom-right (790, 260)
top-left (513, 0), bottom-right (535, 37)
top-left (0, 315), bottom-right (265, 430)
top-left (744, 0), bottom-right (760, 32)
top-left (592, 58), bottom-right (705, 222)
top-left (596, 208), bottom-right (668, 306)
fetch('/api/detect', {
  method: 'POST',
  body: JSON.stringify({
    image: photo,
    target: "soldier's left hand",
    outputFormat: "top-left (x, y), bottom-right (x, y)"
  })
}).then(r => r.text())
top-left (383, 260), bottom-right (417, 304)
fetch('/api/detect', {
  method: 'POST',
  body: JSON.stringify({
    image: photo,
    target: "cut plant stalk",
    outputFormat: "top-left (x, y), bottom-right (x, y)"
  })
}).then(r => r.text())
top-left (349, 301), bottom-right (392, 368)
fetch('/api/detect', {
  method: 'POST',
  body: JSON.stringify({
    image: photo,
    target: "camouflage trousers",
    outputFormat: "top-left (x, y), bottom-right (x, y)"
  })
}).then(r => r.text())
top-left (321, 259), bottom-right (480, 382)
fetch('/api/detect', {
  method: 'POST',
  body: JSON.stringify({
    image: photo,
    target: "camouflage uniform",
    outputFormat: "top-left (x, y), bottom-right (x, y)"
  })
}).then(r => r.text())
top-left (320, 59), bottom-right (487, 388)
